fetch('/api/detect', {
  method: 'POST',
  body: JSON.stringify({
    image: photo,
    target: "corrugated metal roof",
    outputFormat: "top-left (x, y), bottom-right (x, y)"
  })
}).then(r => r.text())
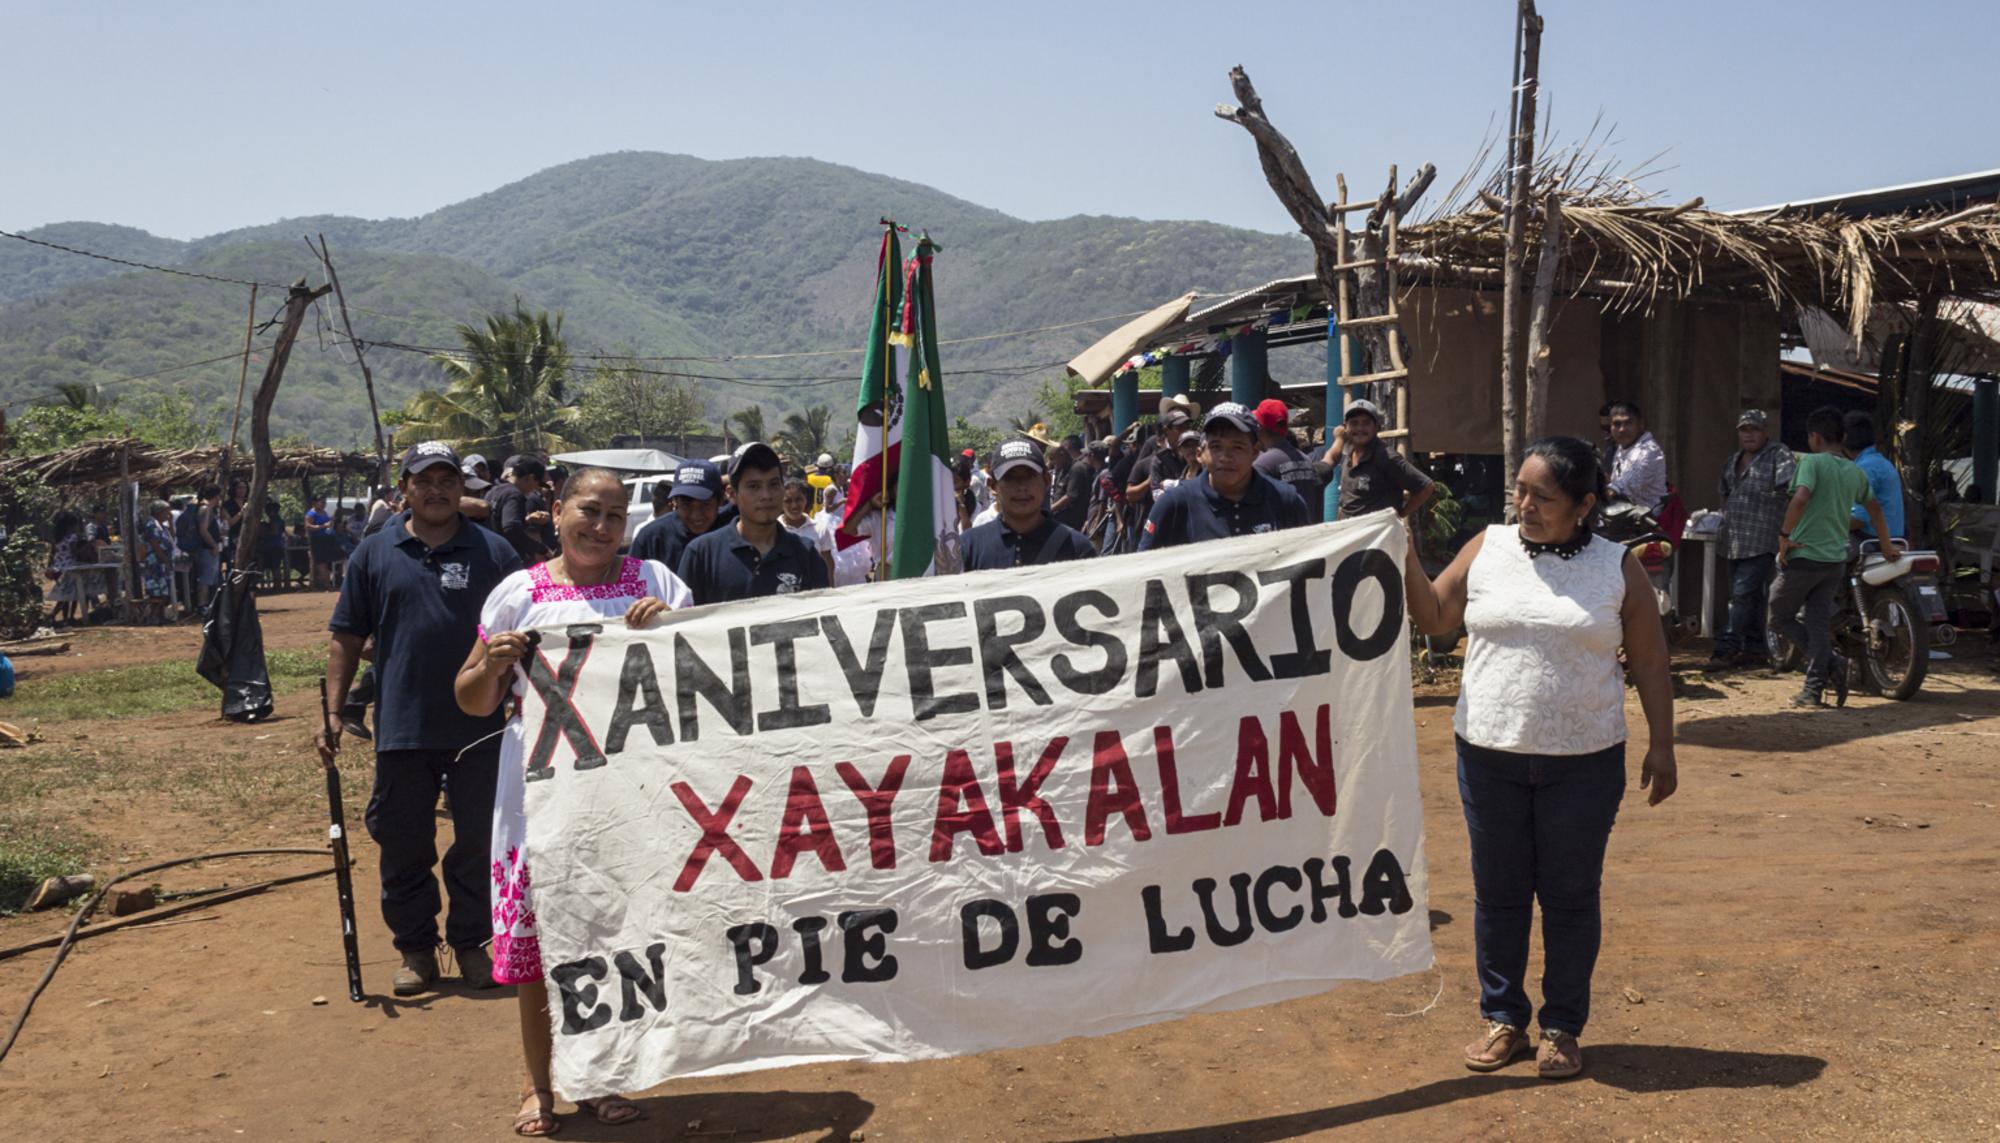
top-left (1734, 168), bottom-right (2000, 219)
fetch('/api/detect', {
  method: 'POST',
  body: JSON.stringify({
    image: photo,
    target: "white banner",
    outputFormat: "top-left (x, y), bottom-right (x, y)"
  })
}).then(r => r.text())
top-left (520, 512), bottom-right (1431, 1098)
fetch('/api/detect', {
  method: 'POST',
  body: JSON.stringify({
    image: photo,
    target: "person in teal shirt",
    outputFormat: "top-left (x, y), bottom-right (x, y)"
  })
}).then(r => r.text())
top-left (1768, 406), bottom-right (1899, 709)
top-left (1843, 411), bottom-right (1905, 540)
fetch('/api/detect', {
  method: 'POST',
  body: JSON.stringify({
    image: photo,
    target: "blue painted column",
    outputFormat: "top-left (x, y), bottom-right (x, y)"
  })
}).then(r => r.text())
top-left (1229, 327), bottom-right (1267, 407)
top-left (1111, 369), bottom-right (1139, 435)
top-left (1322, 321), bottom-right (1364, 517)
top-left (1974, 377), bottom-right (1998, 505)
top-left (1160, 355), bottom-right (1190, 399)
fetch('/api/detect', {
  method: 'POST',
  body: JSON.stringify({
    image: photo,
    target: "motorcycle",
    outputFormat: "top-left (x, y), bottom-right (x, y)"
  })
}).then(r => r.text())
top-left (1597, 500), bottom-right (1681, 634)
top-left (1769, 539), bottom-right (1947, 701)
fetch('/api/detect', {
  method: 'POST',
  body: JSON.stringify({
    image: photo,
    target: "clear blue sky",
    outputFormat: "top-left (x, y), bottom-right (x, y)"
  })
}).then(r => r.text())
top-left (8, 0), bottom-right (1995, 240)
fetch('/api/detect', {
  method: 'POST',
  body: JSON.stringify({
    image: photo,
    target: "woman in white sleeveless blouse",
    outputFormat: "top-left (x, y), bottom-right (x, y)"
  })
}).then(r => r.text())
top-left (1404, 437), bottom-right (1678, 1080)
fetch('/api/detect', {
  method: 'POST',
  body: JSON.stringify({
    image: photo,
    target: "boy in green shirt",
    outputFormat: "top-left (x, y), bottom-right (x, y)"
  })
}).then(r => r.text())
top-left (1769, 405), bottom-right (1900, 708)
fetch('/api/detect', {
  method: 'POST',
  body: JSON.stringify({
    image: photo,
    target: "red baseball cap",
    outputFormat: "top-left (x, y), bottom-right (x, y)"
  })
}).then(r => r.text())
top-left (1253, 399), bottom-right (1289, 431)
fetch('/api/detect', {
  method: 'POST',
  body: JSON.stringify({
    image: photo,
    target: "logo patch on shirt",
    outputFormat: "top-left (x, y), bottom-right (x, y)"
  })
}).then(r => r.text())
top-left (1144, 519), bottom-right (1156, 534)
top-left (437, 561), bottom-right (470, 590)
top-left (775, 572), bottom-right (802, 594)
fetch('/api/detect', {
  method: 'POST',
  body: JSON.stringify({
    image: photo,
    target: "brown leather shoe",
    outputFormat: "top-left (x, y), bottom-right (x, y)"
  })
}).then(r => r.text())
top-left (392, 948), bottom-right (438, 997)
top-left (1537, 1028), bottom-right (1584, 1078)
top-left (1463, 1022), bottom-right (1531, 1071)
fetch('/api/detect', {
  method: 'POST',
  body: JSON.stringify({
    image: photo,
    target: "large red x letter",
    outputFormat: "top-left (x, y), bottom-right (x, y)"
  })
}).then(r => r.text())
top-left (671, 776), bottom-right (762, 892)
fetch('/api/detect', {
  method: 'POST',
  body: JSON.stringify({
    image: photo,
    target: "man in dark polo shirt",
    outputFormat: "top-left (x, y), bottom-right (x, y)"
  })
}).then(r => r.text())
top-left (1324, 399), bottom-right (1434, 520)
top-left (630, 459), bottom-right (726, 573)
top-left (962, 439), bottom-right (1095, 571)
top-left (1050, 435), bottom-right (1091, 531)
top-left (1251, 398), bottom-right (1328, 523)
top-left (679, 443), bottom-right (830, 604)
top-left (319, 441), bottom-right (522, 996)
top-left (1138, 402), bottom-right (1311, 550)
top-left (483, 454), bottom-right (555, 564)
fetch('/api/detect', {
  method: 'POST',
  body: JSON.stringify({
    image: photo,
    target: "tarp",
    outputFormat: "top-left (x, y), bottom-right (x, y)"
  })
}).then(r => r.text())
top-left (1064, 292), bottom-right (1199, 386)
top-left (549, 448), bottom-right (683, 474)
top-left (517, 512), bottom-right (1432, 1098)
top-left (195, 571), bottom-right (273, 722)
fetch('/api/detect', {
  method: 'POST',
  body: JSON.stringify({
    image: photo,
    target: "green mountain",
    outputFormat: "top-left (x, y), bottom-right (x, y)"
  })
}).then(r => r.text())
top-left (1, 153), bottom-right (1311, 445)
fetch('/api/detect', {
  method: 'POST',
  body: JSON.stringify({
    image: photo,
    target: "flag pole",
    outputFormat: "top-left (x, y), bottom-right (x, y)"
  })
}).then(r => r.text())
top-left (877, 220), bottom-right (896, 582)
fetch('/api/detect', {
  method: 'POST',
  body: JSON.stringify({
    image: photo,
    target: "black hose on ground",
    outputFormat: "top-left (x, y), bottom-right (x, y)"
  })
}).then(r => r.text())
top-left (0, 848), bottom-right (331, 1068)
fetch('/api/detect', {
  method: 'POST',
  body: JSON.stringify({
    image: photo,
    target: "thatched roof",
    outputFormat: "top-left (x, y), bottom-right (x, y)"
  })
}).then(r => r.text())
top-left (0, 439), bottom-right (379, 489)
top-left (1403, 197), bottom-right (2000, 340)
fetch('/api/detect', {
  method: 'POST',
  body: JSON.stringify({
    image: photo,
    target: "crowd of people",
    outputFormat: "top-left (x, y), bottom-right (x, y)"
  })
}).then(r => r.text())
top-left (306, 383), bottom-right (1689, 1134)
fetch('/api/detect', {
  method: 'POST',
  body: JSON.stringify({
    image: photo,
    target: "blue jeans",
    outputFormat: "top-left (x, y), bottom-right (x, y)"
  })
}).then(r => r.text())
top-left (1456, 736), bottom-right (1626, 1036)
top-left (1715, 553), bottom-right (1775, 659)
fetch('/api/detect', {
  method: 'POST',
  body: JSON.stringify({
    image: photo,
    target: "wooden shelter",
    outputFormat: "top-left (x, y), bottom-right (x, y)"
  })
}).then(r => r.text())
top-left (0, 440), bottom-right (378, 492)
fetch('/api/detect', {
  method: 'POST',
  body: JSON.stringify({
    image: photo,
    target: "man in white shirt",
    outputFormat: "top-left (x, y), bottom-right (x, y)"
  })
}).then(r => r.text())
top-left (1605, 401), bottom-right (1669, 513)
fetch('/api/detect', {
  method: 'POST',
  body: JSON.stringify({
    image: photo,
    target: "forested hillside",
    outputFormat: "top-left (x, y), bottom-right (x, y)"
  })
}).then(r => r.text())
top-left (1, 153), bottom-right (1311, 444)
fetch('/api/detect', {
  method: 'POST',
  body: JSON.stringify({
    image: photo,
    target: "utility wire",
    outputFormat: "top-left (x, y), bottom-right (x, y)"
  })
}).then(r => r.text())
top-left (0, 229), bottom-right (291, 290)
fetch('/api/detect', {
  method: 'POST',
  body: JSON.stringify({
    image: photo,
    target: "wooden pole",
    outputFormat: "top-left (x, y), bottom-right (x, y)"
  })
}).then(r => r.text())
top-left (310, 235), bottom-right (389, 487)
top-left (221, 283), bottom-right (259, 486)
top-left (1498, 0), bottom-right (1544, 490)
top-left (233, 281), bottom-right (332, 573)
top-left (1525, 191), bottom-right (1565, 440)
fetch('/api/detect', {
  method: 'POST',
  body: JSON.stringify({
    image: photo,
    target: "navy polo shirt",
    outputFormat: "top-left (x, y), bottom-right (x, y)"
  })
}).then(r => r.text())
top-left (328, 514), bottom-right (522, 752)
top-left (961, 512), bottom-right (1095, 571)
top-left (679, 523), bottom-right (831, 606)
top-left (1136, 471), bottom-right (1311, 551)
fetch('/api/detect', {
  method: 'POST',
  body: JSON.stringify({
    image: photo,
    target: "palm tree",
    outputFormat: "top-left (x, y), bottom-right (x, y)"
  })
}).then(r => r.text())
top-left (41, 381), bottom-right (111, 411)
top-left (776, 405), bottom-right (833, 461)
top-left (728, 405), bottom-right (768, 447)
top-left (393, 304), bottom-right (580, 456)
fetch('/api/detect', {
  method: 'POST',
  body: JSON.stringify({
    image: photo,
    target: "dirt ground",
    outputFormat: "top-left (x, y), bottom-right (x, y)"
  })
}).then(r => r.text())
top-left (1, 588), bottom-right (1997, 1141)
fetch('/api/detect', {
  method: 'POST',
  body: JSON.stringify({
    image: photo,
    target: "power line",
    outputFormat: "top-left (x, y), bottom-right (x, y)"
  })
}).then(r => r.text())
top-left (0, 229), bottom-right (290, 290)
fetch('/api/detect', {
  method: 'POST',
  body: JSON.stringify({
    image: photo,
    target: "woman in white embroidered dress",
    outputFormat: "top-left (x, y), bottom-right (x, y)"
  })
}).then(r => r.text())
top-left (1403, 436), bottom-right (1678, 1081)
top-left (455, 467), bottom-right (691, 1136)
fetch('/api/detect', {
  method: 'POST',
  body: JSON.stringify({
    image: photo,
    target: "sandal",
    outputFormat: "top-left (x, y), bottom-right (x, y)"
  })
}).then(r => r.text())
top-left (1537, 1029), bottom-right (1584, 1079)
top-left (575, 1096), bottom-right (644, 1125)
top-left (1463, 1021), bottom-right (1531, 1072)
top-left (515, 1088), bottom-right (561, 1137)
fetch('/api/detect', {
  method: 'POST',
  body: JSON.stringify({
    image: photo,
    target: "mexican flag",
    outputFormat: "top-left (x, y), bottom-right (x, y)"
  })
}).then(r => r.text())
top-left (836, 225), bottom-right (904, 564)
top-left (888, 235), bottom-right (959, 578)
top-left (837, 227), bottom-right (959, 578)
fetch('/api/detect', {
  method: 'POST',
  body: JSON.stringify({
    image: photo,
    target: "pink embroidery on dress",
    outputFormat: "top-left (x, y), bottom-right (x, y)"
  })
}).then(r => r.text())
top-left (526, 557), bottom-right (648, 603)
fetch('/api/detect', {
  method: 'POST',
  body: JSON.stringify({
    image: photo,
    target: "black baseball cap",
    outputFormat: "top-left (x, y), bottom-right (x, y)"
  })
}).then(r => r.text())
top-left (1201, 402), bottom-right (1258, 435)
top-left (990, 438), bottom-right (1047, 479)
top-left (668, 459), bottom-right (723, 501)
top-left (503, 454), bottom-right (547, 480)
top-left (400, 440), bottom-right (462, 477)
top-left (728, 441), bottom-right (783, 481)
top-left (1161, 409), bottom-right (1193, 429)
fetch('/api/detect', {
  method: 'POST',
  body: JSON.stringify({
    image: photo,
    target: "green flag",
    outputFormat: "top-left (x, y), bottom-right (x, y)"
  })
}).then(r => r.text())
top-left (890, 234), bottom-right (959, 578)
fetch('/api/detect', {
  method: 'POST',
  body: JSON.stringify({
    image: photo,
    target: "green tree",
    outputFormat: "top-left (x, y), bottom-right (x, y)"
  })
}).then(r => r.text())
top-left (11, 405), bottom-right (124, 454)
top-left (40, 381), bottom-right (110, 411)
top-left (393, 304), bottom-right (580, 456)
top-left (572, 359), bottom-right (707, 447)
top-left (728, 405), bottom-right (768, 447)
top-left (949, 416), bottom-right (1005, 461)
top-left (775, 405), bottom-right (833, 463)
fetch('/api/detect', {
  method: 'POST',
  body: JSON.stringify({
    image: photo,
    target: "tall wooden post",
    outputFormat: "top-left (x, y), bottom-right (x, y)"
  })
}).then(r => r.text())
top-left (311, 235), bottom-right (389, 487)
top-left (1525, 191), bottom-right (1564, 441)
top-left (1973, 377), bottom-right (1999, 506)
top-left (221, 283), bottom-right (258, 490)
top-left (1499, 0), bottom-right (1544, 486)
top-left (233, 281), bottom-right (332, 573)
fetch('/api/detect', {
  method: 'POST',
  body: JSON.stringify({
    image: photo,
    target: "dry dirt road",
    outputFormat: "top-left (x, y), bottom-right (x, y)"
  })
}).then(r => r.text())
top-left (1, 590), bottom-right (1996, 1141)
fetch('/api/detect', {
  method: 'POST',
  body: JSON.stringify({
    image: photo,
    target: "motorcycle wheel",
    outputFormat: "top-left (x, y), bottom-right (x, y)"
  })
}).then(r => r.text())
top-left (1864, 586), bottom-right (1930, 700)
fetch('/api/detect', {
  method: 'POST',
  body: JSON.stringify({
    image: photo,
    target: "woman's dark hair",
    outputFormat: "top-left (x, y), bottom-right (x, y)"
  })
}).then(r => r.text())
top-left (783, 476), bottom-right (810, 497)
top-left (558, 466), bottom-right (626, 504)
top-left (52, 510), bottom-right (81, 541)
top-left (1806, 405), bottom-right (1846, 444)
top-left (1842, 409), bottom-right (1877, 450)
top-left (1522, 436), bottom-right (1608, 509)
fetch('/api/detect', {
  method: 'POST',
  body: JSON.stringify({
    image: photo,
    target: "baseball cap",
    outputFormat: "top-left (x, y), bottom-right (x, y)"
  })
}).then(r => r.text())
top-left (460, 453), bottom-right (488, 474)
top-left (503, 454), bottom-right (547, 480)
top-left (1160, 409), bottom-right (1193, 429)
top-left (400, 440), bottom-right (461, 477)
top-left (727, 441), bottom-right (782, 481)
top-left (816, 452), bottom-right (836, 468)
top-left (990, 438), bottom-right (1048, 479)
top-left (1202, 402), bottom-right (1257, 435)
top-left (1254, 399), bottom-right (1290, 431)
top-left (1343, 399), bottom-right (1386, 424)
top-left (1736, 408), bottom-right (1769, 429)
top-left (668, 459), bottom-right (723, 501)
